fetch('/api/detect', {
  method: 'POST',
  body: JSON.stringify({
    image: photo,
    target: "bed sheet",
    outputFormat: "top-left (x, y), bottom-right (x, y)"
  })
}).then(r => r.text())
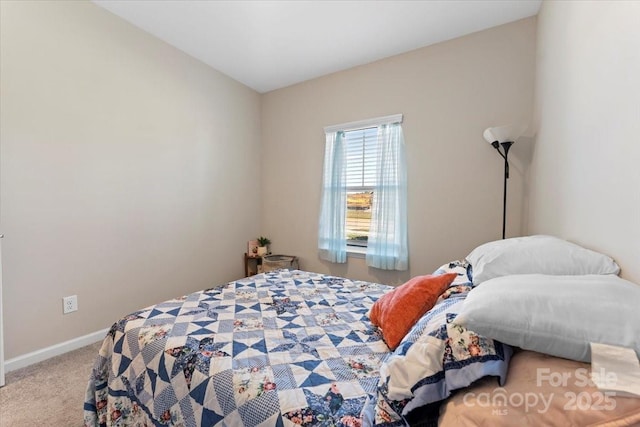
top-left (438, 349), bottom-right (640, 426)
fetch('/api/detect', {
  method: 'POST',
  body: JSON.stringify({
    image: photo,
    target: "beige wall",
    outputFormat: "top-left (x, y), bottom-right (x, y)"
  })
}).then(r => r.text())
top-left (527, 1), bottom-right (640, 283)
top-left (261, 18), bottom-right (536, 285)
top-left (0, 1), bottom-right (262, 358)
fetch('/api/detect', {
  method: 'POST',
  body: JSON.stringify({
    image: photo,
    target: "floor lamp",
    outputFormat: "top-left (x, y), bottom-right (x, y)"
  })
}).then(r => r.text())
top-left (483, 125), bottom-right (526, 239)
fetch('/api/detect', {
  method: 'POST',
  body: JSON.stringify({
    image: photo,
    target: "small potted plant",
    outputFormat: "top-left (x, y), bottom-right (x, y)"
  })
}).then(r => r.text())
top-left (257, 236), bottom-right (271, 257)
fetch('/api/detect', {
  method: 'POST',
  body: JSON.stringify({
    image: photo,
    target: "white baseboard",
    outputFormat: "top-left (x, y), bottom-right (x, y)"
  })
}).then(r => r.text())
top-left (4, 328), bottom-right (109, 373)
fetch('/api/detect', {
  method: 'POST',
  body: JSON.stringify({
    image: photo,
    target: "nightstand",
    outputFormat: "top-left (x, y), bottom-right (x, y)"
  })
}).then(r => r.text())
top-left (244, 253), bottom-right (262, 277)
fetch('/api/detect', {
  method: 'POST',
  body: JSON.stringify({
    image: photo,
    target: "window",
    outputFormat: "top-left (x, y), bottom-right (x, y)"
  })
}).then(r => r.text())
top-left (318, 114), bottom-right (408, 270)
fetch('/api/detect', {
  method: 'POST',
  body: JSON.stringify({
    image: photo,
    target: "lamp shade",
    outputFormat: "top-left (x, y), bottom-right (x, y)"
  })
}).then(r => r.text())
top-left (483, 124), bottom-right (527, 144)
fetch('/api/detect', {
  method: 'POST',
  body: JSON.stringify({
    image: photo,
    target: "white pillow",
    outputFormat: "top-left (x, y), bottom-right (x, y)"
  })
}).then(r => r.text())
top-left (454, 274), bottom-right (640, 362)
top-left (466, 235), bottom-right (620, 285)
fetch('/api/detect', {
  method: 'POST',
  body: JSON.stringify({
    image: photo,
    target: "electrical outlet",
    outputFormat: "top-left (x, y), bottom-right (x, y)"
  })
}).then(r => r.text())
top-left (63, 295), bottom-right (78, 314)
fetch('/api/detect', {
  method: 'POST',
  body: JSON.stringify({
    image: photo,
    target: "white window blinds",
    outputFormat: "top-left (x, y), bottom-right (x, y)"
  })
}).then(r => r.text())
top-left (345, 127), bottom-right (378, 189)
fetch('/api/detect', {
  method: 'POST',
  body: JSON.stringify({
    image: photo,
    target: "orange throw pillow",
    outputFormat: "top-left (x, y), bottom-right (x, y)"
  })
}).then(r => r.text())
top-left (369, 273), bottom-right (457, 350)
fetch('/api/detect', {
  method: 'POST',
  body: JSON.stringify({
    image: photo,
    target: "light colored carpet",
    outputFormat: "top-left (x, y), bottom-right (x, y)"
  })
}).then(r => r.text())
top-left (0, 341), bottom-right (102, 427)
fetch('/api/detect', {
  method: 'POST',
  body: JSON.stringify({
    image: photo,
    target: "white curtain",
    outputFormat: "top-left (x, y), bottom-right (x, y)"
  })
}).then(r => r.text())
top-left (318, 131), bottom-right (347, 263)
top-left (366, 123), bottom-right (408, 270)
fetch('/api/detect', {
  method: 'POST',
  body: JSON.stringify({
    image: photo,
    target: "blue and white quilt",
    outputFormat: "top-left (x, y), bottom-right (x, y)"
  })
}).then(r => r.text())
top-left (84, 270), bottom-right (391, 427)
top-left (84, 265), bottom-right (511, 427)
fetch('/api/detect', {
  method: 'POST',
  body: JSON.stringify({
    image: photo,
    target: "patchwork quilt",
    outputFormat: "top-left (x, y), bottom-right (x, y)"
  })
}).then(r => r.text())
top-left (84, 270), bottom-right (391, 427)
top-left (84, 265), bottom-right (512, 427)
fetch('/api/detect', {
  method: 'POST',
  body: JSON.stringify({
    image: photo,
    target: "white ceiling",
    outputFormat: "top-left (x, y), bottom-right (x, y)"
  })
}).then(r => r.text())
top-left (93, 0), bottom-right (542, 93)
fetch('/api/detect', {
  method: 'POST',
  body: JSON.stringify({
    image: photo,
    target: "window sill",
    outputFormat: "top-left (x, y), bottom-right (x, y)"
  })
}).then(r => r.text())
top-left (347, 247), bottom-right (366, 259)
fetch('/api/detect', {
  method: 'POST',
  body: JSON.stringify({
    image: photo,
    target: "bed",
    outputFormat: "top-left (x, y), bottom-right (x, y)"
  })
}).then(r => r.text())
top-left (84, 236), bottom-right (640, 426)
top-left (84, 269), bottom-right (392, 427)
